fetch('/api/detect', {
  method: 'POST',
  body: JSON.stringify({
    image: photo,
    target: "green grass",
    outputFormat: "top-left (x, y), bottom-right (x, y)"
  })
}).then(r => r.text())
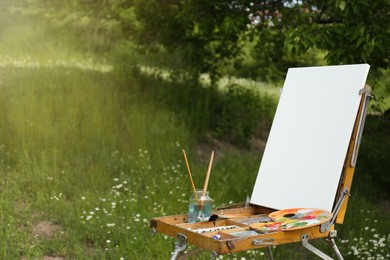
top-left (0, 2), bottom-right (389, 259)
top-left (0, 66), bottom-right (191, 258)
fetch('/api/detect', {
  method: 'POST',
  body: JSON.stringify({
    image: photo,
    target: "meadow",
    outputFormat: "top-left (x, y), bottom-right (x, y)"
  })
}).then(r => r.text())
top-left (0, 3), bottom-right (389, 260)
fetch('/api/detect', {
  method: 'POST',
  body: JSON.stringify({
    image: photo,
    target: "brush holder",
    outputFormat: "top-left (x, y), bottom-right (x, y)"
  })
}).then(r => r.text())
top-left (188, 190), bottom-right (212, 223)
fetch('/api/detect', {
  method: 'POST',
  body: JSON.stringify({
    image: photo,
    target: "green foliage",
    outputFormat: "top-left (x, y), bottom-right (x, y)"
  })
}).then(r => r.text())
top-left (368, 69), bottom-right (390, 112)
top-left (122, 70), bottom-right (277, 146)
top-left (115, 0), bottom-right (389, 83)
top-left (286, 0), bottom-right (389, 70)
top-left (355, 116), bottom-right (390, 199)
top-left (214, 84), bottom-right (275, 146)
top-left (13, 0), bottom-right (121, 56)
top-left (116, 0), bottom-right (249, 82)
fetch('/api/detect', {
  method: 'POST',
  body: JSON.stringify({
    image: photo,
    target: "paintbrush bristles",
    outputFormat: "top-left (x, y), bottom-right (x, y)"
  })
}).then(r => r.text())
top-left (202, 150), bottom-right (214, 196)
top-left (182, 149), bottom-right (199, 203)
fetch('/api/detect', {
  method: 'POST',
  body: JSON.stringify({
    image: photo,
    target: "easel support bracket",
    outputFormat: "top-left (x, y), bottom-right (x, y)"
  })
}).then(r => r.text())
top-left (352, 85), bottom-right (372, 167)
top-left (170, 233), bottom-right (217, 260)
top-left (171, 233), bottom-right (187, 260)
top-left (322, 188), bottom-right (350, 232)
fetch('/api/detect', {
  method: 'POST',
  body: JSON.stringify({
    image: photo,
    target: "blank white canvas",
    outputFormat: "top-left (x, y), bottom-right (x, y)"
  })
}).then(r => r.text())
top-left (250, 64), bottom-right (370, 212)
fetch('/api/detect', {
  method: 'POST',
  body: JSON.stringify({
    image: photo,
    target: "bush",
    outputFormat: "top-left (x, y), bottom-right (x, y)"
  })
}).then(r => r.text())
top-left (213, 84), bottom-right (275, 146)
top-left (354, 116), bottom-right (390, 200)
top-left (118, 69), bottom-right (277, 147)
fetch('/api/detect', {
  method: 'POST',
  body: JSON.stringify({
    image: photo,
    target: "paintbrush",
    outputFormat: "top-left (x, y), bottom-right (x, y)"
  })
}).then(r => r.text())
top-left (198, 151), bottom-right (214, 219)
top-left (202, 150), bottom-right (214, 197)
top-left (182, 149), bottom-right (199, 204)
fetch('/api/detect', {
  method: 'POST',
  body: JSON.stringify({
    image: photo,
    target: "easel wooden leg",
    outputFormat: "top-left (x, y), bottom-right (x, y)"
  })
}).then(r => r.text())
top-left (265, 246), bottom-right (274, 260)
top-left (177, 248), bottom-right (204, 260)
top-left (301, 234), bottom-right (333, 260)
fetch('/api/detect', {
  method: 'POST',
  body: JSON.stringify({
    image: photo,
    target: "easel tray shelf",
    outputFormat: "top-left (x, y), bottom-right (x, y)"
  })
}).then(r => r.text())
top-left (150, 205), bottom-right (336, 255)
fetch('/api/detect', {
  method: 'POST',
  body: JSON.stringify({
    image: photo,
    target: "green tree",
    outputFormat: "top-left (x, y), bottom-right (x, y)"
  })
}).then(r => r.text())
top-left (116, 0), bottom-right (250, 83)
top-left (116, 0), bottom-right (389, 81)
top-left (285, 0), bottom-right (389, 69)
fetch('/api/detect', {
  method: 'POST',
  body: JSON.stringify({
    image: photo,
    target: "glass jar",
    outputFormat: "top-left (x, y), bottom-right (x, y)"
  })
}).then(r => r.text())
top-left (188, 190), bottom-right (212, 223)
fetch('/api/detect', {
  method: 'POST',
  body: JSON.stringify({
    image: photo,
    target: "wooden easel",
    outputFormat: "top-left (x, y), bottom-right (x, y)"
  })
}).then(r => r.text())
top-left (150, 65), bottom-right (371, 259)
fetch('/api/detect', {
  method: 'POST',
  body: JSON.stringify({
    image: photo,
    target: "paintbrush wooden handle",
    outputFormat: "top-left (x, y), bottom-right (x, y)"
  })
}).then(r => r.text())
top-left (182, 149), bottom-right (199, 203)
top-left (202, 151), bottom-right (214, 196)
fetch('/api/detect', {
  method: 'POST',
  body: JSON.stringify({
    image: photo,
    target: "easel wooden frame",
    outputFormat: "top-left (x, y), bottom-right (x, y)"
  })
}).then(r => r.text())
top-left (150, 84), bottom-right (372, 259)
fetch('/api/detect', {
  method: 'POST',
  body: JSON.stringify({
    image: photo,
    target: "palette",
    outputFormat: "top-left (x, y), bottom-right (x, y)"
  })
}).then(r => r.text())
top-left (250, 208), bottom-right (333, 231)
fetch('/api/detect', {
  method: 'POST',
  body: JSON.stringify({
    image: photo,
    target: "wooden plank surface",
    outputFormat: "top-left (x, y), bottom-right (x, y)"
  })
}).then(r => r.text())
top-left (217, 225), bottom-right (333, 254)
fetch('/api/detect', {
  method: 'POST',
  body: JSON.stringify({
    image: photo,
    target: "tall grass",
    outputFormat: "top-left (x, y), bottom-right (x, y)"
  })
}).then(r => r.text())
top-left (0, 65), bottom-right (268, 258)
top-left (0, 65), bottom-right (194, 258)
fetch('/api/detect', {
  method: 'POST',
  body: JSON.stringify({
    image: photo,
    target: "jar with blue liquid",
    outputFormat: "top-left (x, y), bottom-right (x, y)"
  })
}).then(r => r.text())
top-left (188, 190), bottom-right (212, 223)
